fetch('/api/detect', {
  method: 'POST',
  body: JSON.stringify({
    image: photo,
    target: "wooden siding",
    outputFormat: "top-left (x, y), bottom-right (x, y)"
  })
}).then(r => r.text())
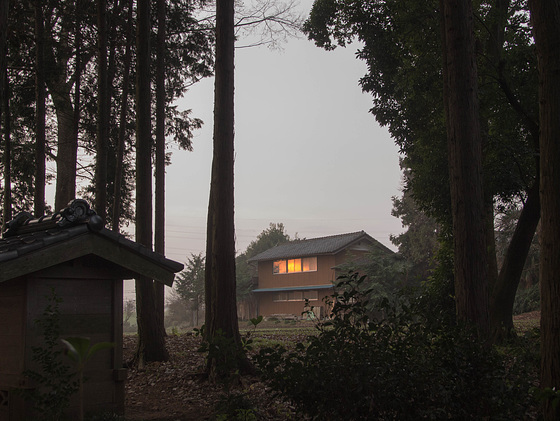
top-left (0, 279), bottom-right (25, 388)
top-left (24, 268), bottom-right (124, 417)
top-left (257, 289), bottom-right (332, 318)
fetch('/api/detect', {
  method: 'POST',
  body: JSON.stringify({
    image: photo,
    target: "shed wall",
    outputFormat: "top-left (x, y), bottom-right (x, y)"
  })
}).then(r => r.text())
top-left (0, 279), bottom-right (26, 388)
top-left (24, 267), bottom-right (124, 418)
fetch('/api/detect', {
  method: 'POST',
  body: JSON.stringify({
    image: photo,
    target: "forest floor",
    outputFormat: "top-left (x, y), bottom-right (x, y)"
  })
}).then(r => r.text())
top-left (123, 320), bottom-right (315, 421)
top-left (122, 313), bottom-right (540, 421)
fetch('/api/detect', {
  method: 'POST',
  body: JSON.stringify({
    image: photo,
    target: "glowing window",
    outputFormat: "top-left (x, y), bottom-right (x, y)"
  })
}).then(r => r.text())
top-left (273, 257), bottom-right (317, 275)
top-left (273, 260), bottom-right (287, 274)
top-left (288, 259), bottom-right (302, 273)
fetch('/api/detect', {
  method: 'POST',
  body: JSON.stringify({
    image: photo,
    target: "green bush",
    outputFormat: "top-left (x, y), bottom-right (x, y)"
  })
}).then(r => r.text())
top-left (513, 283), bottom-right (540, 315)
top-left (256, 273), bottom-right (531, 420)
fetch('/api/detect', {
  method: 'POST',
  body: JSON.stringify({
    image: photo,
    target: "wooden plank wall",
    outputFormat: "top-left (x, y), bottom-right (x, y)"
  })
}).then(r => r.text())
top-left (25, 258), bottom-right (123, 417)
top-left (0, 278), bottom-right (26, 421)
top-left (0, 278), bottom-right (26, 387)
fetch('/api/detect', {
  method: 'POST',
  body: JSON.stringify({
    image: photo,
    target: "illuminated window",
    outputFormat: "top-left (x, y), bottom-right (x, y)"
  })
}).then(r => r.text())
top-left (273, 260), bottom-right (287, 274)
top-left (288, 259), bottom-right (301, 273)
top-left (273, 257), bottom-right (317, 274)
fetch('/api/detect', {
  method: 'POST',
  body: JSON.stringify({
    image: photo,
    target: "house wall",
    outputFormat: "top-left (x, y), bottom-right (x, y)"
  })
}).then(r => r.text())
top-left (256, 289), bottom-right (332, 318)
top-left (254, 249), bottom-right (372, 318)
top-left (255, 255), bottom-right (337, 318)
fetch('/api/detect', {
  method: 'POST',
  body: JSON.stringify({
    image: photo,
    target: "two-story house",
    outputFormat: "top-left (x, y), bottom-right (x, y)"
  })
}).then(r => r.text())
top-left (248, 231), bottom-right (393, 319)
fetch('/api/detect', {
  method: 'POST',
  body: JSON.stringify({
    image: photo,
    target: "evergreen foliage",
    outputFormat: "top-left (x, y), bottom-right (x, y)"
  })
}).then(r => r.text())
top-left (171, 252), bottom-right (206, 326)
top-left (236, 223), bottom-right (292, 304)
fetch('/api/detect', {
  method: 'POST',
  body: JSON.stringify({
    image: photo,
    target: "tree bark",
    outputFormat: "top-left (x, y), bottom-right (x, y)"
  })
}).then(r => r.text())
top-left (112, 0), bottom-right (133, 232)
top-left (204, 0), bottom-right (250, 378)
top-left (34, 0), bottom-right (46, 217)
top-left (490, 182), bottom-right (540, 340)
top-left (52, 88), bottom-right (77, 211)
top-left (528, 1), bottom-right (560, 419)
top-left (95, 0), bottom-right (108, 220)
top-left (1, 0), bottom-right (10, 229)
top-left (72, 0), bottom-right (82, 214)
top-left (134, 0), bottom-right (168, 366)
top-left (2, 69), bottom-right (10, 230)
top-left (441, 0), bottom-right (489, 337)
top-left (154, 0), bottom-right (167, 337)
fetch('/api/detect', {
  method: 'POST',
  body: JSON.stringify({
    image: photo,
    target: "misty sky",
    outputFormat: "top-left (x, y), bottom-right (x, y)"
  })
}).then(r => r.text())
top-left (163, 0), bottom-right (405, 264)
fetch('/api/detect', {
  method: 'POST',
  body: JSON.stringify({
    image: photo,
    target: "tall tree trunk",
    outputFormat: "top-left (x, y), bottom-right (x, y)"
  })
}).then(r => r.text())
top-left (528, 1), bottom-right (560, 419)
top-left (479, 0), bottom-right (509, 306)
top-left (112, 0), bottom-right (133, 232)
top-left (96, 0), bottom-right (108, 220)
top-left (52, 90), bottom-right (77, 211)
top-left (34, 0), bottom-right (46, 217)
top-left (490, 182), bottom-right (540, 340)
top-left (204, 0), bottom-right (250, 378)
top-left (154, 0), bottom-right (166, 335)
top-left (1, 0), bottom-right (10, 229)
top-left (134, 0), bottom-right (168, 367)
top-left (441, 0), bottom-right (489, 337)
top-left (73, 0), bottom-right (82, 211)
top-left (2, 70), bottom-right (10, 230)
top-left (43, 3), bottom-right (82, 211)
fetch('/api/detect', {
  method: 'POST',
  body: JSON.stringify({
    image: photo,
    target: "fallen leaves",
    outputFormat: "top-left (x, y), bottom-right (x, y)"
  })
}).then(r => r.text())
top-left (123, 326), bottom-right (308, 420)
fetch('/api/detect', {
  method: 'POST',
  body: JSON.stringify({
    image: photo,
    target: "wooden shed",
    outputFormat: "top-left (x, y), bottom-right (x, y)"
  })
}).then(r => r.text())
top-left (0, 200), bottom-right (183, 420)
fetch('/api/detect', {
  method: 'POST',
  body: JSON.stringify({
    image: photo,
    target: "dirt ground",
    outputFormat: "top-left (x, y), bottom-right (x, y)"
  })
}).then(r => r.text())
top-left (123, 326), bottom-right (307, 421)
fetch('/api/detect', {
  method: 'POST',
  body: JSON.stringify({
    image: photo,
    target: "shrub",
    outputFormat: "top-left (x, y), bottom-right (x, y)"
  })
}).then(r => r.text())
top-left (255, 273), bottom-right (531, 420)
top-left (513, 283), bottom-right (540, 315)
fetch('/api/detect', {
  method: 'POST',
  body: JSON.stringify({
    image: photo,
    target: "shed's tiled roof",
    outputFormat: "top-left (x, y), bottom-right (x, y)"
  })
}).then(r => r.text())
top-left (0, 200), bottom-right (183, 284)
top-left (0, 224), bottom-right (182, 272)
top-left (248, 231), bottom-right (390, 262)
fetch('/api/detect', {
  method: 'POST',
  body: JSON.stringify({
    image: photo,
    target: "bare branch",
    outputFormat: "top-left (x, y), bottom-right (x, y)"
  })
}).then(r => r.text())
top-left (193, 0), bottom-right (305, 50)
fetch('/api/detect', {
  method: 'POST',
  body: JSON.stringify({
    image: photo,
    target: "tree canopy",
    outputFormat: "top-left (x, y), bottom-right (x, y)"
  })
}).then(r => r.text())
top-left (236, 222), bottom-right (292, 304)
top-left (304, 0), bottom-right (540, 338)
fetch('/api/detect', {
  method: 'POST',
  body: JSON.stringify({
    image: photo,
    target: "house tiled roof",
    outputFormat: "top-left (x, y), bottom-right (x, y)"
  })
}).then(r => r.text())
top-left (248, 231), bottom-right (390, 262)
